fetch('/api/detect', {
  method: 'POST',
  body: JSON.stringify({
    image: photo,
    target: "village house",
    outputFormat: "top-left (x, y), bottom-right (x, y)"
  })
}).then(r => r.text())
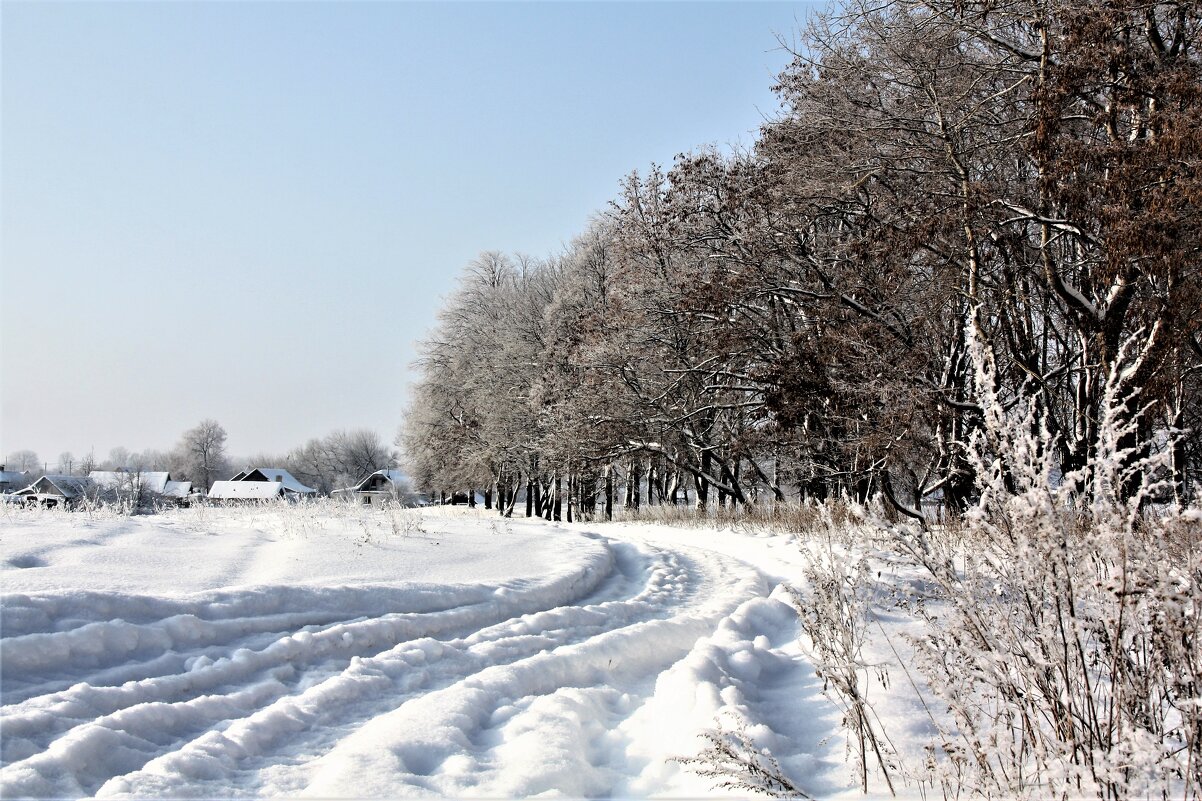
top-left (331, 469), bottom-right (411, 505)
top-left (0, 468), bottom-right (30, 494)
top-left (89, 471), bottom-right (193, 504)
top-left (208, 467), bottom-right (316, 501)
top-left (13, 475), bottom-right (94, 508)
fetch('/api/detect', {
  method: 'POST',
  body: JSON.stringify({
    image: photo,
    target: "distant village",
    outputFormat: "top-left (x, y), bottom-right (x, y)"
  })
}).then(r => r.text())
top-left (0, 420), bottom-right (440, 511)
top-left (0, 466), bottom-right (421, 510)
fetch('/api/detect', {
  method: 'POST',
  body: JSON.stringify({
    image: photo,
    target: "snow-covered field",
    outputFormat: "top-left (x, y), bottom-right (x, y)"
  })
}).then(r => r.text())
top-left (1, 503), bottom-right (876, 799)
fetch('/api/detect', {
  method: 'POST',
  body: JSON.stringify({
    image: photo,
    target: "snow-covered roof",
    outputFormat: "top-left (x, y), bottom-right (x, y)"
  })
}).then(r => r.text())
top-left (231, 468), bottom-right (315, 494)
top-left (89, 471), bottom-right (172, 494)
top-left (352, 469), bottom-right (408, 492)
top-left (332, 469), bottom-right (408, 496)
top-left (208, 481), bottom-right (283, 500)
top-left (0, 470), bottom-right (28, 484)
top-left (15, 475), bottom-right (93, 498)
top-left (163, 480), bottom-right (192, 498)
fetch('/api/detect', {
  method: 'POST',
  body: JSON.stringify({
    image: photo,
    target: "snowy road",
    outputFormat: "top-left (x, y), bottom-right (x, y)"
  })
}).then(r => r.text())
top-left (1, 506), bottom-right (845, 798)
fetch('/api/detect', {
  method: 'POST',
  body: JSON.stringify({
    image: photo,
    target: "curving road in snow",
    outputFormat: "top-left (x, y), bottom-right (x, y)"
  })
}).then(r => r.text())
top-left (1, 505), bottom-right (848, 798)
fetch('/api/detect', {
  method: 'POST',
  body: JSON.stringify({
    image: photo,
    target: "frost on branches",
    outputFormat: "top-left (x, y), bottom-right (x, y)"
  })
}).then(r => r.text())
top-left (888, 318), bottom-right (1201, 799)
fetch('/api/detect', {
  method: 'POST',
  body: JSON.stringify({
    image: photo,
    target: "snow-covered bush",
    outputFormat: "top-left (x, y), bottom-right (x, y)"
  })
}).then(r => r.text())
top-left (888, 324), bottom-right (1201, 799)
top-left (677, 719), bottom-right (808, 798)
top-left (792, 542), bottom-right (897, 795)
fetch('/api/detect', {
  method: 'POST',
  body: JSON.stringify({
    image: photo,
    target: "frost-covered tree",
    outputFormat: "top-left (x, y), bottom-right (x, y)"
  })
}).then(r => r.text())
top-left (175, 419), bottom-right (229, 491)
top-left (5, 450), bottom-right (40, 474)
top-left (105, 447), bottom-right (131, 471)
top-left (402, 0), bottom-right (1202, 514)
top-left (283, 428), bottom-right (395, 494)
top-left (401, 252), bottom-right (527, 508)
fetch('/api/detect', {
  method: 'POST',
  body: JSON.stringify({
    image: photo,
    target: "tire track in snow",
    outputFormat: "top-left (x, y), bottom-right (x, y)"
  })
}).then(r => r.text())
top-left (93, 540), bottom-right (768, 798)
top-left (148, 542), bottom-right (698, 795)
top-left (1, 524), bottom-right (796, 800)
top-left (89, 541), bottom-right (692, 797)
top-left (1, 534), bottom-right (633, 798)
top-left (290, 542), bottom-right (769, 798)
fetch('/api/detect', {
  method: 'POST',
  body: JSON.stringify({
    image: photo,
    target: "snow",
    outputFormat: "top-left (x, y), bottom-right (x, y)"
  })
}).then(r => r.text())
top-left (0, 504), bottom-right (874, 799)
top-left (229, 469), bottom-right (316, 494)
top-left (354, 469), bottom-right (408, 488)
top-left (163, 480), bottom-right (192, 499)
top-left (207, 481), bottom-right (285, 500)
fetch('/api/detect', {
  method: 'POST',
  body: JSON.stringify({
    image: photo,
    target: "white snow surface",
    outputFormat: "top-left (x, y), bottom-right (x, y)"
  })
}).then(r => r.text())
top-left (1, 504), bottom-right (858, 799)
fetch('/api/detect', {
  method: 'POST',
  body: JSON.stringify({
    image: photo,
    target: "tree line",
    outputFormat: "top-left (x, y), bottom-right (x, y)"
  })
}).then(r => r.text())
top-left (402, 0), bottom-right (1201, 520)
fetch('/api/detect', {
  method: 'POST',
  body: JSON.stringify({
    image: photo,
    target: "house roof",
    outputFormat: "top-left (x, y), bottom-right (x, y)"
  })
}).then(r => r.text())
top-left (355, 469), bottom-right (407, 491)
top-left (0, 470), bottom-right (28, 485)
top-left (163, 480), bottom-right (192, 498)
top-left (231, 468), bottom-right (315, 494)
top-left (16, 475), bottom-right (93, 498)
top-left (333, 469), bottom-right (408, 495)
top-left (89, 471), bottom-right (172, 494)
top-left (208, 480), bottom-right (283, 500)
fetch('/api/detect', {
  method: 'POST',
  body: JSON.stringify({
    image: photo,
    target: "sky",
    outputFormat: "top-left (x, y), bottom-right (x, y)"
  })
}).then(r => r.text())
top-left (1, 1), bottom-right (815, 467)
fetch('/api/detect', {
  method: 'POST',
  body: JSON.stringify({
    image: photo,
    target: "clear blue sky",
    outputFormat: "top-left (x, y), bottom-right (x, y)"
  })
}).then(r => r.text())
top-left (2, 1), bottom-right (815, 465)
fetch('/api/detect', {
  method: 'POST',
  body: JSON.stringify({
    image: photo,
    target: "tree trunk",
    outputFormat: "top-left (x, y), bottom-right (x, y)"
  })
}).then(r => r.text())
top-left (772, 456), bottom-right (783, 505)
top-left (605, 467), bottom-right (614, 521)
top-left (566, 472), bottom-right (574, 523)
top-left (581, 472), bottom-right (596, 518)
top-left (854, 475), bottom-right (872, 505)
top-left (732, 460), bottom-right (742, 507)
top-left (504, 481), bottom-right (517, 518)
top-left (695, 451), bottom-right (710, 511)
top-left (552, 475), bottom-right (562, 522)
top-left (629, 454), bottom-right (639, 505)
top-left (1172, 401), bottom-right (1188, 505)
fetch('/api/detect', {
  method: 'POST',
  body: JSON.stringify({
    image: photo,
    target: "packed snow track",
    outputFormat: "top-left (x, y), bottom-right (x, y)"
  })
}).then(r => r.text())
top-left (0, 507), bottom-right (842, 798)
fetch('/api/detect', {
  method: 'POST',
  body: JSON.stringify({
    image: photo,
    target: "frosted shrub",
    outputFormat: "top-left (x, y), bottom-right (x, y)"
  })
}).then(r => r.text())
top-left (677, 717), bottom-right (809, 798)
top-left (792, 541), bottom-right (897, 795)
top-left (892, 325), bottom-right (1201, 799)
top-left (393, 508), bottom-right (426, 535)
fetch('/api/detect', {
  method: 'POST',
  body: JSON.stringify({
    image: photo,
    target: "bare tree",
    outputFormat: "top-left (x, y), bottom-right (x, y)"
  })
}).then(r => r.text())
top-left (176, 419), bottom-right (229, 491)
top-left (279, 429), bottom-right (394, 494)
top-left (132, 449), bottom-right (171, 472)
top-left (105, 447), bottom-right (131, 471)
top-left (334, 429), bottom-right (395, 483)
top-left (6, 450), bottom-right (40, 473)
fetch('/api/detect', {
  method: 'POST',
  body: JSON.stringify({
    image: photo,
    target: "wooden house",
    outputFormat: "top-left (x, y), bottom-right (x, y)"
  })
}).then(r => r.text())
top-left (13, 475), bottom-right (93, 508)
top-left (332, 469), bottom-right (411, 505)
top-left (0, 469), bottom-right (30, 493)
top-left (209, 467), bottom-right (315, 501)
